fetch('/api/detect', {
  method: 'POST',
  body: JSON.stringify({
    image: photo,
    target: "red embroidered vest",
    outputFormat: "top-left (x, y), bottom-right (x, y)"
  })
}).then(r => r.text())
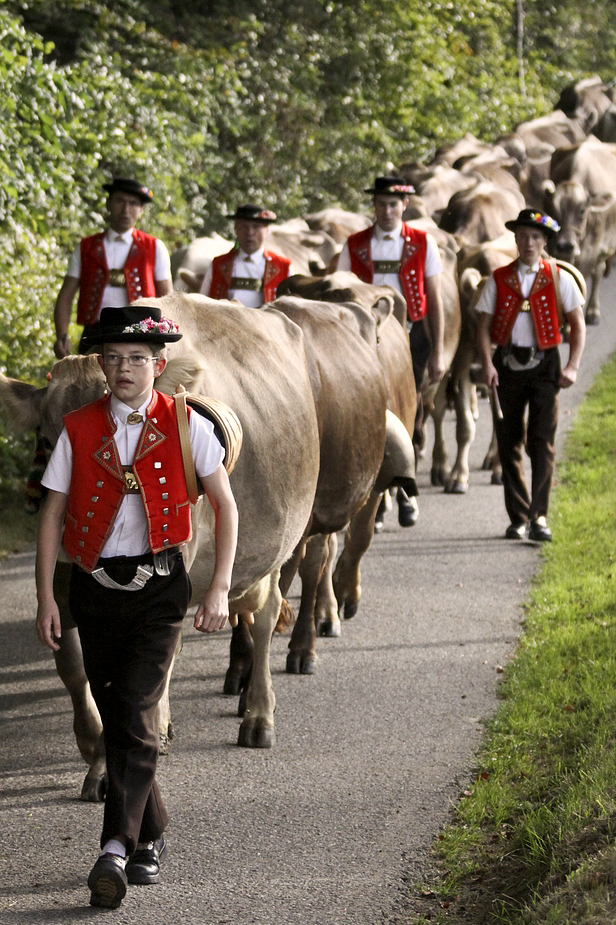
top-left (491, 260), bottom-right (562, 350)
top-left (63, 391), bottom-right (192, 572)
top-left (76, 229), bottom-right (158, 325)
top-left (347, 223), bottom-right (428, 321)
top-left (209, 248), bottom-right (291, 304)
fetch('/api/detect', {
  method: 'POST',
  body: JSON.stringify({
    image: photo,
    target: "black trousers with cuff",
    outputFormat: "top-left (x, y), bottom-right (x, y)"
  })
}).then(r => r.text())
top-left (69, 551), bottom-right (190, 854)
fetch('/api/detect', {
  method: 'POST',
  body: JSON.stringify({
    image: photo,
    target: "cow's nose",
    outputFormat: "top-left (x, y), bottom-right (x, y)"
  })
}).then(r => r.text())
top-left (554, 241), bottom-right (575, 255)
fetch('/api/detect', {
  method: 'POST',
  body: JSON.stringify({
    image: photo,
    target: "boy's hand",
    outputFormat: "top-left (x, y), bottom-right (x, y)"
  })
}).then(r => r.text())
top-left (36, 601), bottom-right (62, 651)
top-left (194, 587), bottom-right (229, 634)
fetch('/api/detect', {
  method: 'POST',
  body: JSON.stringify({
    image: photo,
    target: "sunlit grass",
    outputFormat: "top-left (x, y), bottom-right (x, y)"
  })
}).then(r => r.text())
top-left (414, 354), bottom-right (616, 924)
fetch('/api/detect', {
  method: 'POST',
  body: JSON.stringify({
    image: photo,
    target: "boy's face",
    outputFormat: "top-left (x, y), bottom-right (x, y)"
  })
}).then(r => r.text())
top-left (98, 343), bottom-right (166, 409)
top-left (373, 194), bottom-right (407, 232)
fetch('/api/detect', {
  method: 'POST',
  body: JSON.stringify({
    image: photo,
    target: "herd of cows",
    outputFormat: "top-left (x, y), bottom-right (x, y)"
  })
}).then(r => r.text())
top-left (0, 75), bottom-right (614, 801)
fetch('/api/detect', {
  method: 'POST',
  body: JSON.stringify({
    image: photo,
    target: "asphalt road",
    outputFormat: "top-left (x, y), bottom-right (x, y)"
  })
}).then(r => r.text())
top-left (1, 276), bottom-right (615, 925)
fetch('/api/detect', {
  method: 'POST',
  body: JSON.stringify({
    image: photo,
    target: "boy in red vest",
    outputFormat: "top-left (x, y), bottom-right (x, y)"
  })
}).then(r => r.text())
top-left (338, 176), bottom-right (445, 528)
top-left (35, 305), bottom-right (238, 908)
top-left (53, 178), bottom-right (173, 359)
top-left (200, 203), bottom-right (291, 306)
top-left (476, 209), bottom-right (586, 541)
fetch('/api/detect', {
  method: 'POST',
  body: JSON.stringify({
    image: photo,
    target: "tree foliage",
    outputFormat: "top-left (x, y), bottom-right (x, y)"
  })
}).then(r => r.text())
top-left (0, 0), bottom-right (613, 489)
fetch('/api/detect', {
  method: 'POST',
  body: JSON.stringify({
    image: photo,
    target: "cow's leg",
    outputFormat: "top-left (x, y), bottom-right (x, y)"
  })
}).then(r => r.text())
top-left (238, 572), bottom-right (281, 748)
top-left (224, 617), bottom-right (254, 698)
top-left (157, 632), bottom-right (182, 754)
top-left (333, 491), bottom-right (381, 620)
top-left (430, 378), bottom-right (449, 487)
top-left (286, 534), bottom-right (330, 675)
top-left (315, 533), bottom-right (341, 638)
top-left (482, 414), bottom-right (503, 485)
top-left (585, 258), bottom-right (605, 325)
top-left (445, 371), bottom-right (475, 494)
top-left (53, 562), bottom-right (106, 802)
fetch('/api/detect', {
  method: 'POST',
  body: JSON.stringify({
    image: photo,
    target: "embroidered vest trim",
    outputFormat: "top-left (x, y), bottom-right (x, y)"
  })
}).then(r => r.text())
top-left (209, 248), bottom-right (291, 304)
top-left (76, 229), bottom-right (158, 325)
top-left (347, 223), bottom-right (428, 321)
top-left (62, 391), bottom-right (192, 572)
top-left (491, 260), bottom-right (563, 350)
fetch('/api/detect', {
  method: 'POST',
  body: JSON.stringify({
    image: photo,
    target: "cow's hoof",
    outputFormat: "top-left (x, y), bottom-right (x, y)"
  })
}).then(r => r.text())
top-left (445, 481), bottom-right (467, 495)
top-left (317, 617), bottom-right (341, 637)
top-left (585, 313), bottom-right (600, 326)
top-left (431, 469), bottom-right (445, 487)
top-left (81, 773), bottom-right (107, 803)
top-left (286, 651), bottom-right (317, 674)
top-left (344, 601), bottom-right (359, 620)
top-left (491, 472), bottom-right (503, 486)
top-left (237, 688), bottom-right (248, 717)
top-left (223, 668), bottom-right (248, 696)
top-left (237, 720), bottom-right (275, 748)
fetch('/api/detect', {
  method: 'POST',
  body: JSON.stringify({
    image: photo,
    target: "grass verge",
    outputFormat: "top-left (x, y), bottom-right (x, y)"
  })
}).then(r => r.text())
top-left (411, 353), bottom-right (616, 925)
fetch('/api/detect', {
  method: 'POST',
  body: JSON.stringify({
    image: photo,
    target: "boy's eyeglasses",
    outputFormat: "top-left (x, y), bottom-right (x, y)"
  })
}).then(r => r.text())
top-left (102, 354), bottom-right (159, 367)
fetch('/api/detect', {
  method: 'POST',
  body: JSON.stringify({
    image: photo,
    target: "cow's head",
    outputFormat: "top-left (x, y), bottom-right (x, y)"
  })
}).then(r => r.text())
top-left (543, 179), bottom-right (616, 260)
top-left (0, 354), bottom-right (106, 452)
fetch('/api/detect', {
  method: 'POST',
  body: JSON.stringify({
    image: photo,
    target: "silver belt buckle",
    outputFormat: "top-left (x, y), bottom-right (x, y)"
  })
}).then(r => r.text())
top-left (91, 563), bottom-right (154, 591)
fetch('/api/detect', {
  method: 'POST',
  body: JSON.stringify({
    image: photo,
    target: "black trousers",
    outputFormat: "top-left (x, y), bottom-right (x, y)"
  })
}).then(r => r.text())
top-left (409, 322), bottom-right (432, 449)
top-left (69, 552), bottom-right (190, 853)
top-left (493, 346), bottom-right (560, 525)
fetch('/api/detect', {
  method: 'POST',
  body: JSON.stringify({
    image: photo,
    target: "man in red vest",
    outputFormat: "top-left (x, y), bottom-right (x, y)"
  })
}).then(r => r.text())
top-left (476, 209), bottom-right (586, 542)
top-left (53, 178), bottom-right (173, 358)
top-left (338, 176), bottom-right (445, 528)
top-left (200, 203), bottom-right (291, 306)
top-left (36, 305), bottom-right (239, 908)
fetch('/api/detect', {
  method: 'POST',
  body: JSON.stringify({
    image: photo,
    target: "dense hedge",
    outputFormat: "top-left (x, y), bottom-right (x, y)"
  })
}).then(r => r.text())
top-left (1, 0), bottom-right (615, 491)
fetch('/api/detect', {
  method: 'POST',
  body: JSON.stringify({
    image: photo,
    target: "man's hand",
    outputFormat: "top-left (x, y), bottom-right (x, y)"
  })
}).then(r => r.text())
top-left (427, 352), bottom-right (445, 385)
top-left (53, 334), bottom-right (71, 359)
top-left (559, 365), bottom-right (578, 388)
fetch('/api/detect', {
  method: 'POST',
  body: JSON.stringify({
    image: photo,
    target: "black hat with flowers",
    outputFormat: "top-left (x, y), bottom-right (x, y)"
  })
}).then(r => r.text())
top-left (505, 208), bottom-right (560, 238)
top-left (364, 176), bottom-right (416, 196)
top-left (226, 203), bottom-right (278, 223)
top-left (103, 177), bottom-right (154, 204)
top-left (82, 306), bottom-right (182, 347)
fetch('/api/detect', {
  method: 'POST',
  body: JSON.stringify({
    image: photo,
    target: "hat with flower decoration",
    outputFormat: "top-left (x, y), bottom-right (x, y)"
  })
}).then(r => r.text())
top-left (505, 208), bottom-right (560, 238)
top-left (81, 306), bottom-right (182, 347)
top-left (102, 177), bottom-right (154, 204)
top-left (364, 176), bottom-right (416, 197)
top-left (226, 203), bottom-right (278, 223)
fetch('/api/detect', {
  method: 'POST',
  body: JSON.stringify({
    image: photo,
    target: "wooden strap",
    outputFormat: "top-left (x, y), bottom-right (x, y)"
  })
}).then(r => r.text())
top-left (174, 385), bottom-right (199, 505)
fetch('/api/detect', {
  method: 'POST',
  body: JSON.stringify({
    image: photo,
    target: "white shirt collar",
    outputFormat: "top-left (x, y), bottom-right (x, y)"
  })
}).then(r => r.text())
top-left (106, 228), bottom-right (134, 244)
top-left (238, 246), bottom-right (265, 262)
top-left (374, 222), bottom-right (403, 241)
top-left (110, 392), bottom-right (152, 424)
top-left (518, 259), bottom-right (540, 275)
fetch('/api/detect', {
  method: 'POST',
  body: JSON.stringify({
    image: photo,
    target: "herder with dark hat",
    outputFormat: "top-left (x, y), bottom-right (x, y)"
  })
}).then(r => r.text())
top-left (476, 209), bottom-right (586, 541)
top-left (200, 202), bottom-right (293, 307)
top-left (36, 304), bottom-right (239, 908)
top-left (53, 177), bottom-right (173, 358)
top-left (338, 176), bottom-right (446, 530)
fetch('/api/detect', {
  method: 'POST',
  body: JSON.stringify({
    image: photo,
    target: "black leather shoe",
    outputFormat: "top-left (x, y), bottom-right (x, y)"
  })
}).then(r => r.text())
top-left (88, 854), bottom-right (127, 908)
top-left (397, 489), bottom-right (418, 527)
top-left (529, 518), bottom-right (552, 542)
top-left (125, 835), bottom-right (166, 885)
top-left (505, 522), bottom-right (527, 540)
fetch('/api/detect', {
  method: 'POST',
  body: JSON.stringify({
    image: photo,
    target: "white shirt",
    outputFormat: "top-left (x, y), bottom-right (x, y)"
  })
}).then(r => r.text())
top-left (200, 246), bottom-right (266, 308)
top-left (42, 392), bottom-right (224, 558)
top-left (67, 229), bottom-right (172, 308)
top-left (337, 222), bottom-right (442, 295)
top-left (475, 260), bottom-right (585, 347)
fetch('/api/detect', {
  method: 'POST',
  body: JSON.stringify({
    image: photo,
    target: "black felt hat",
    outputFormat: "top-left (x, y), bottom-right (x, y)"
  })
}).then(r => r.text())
top-left (102, 177), bottom-right (154, 204)
top-left (364, 176), bottom-right (416, 196)
top-left (82, 306), bottom-right (183, 347)
top-left (226, 203), bottom-right (277, 223)
top-left (505, 208), bottom-right (560, 238)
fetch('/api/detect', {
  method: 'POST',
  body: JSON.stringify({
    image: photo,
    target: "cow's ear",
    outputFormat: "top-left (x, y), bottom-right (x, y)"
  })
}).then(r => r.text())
top-left (178, 268), bottom-right (204, 292)
top-left (371, 294), bottom-right (395, 325)
top-left (542, 179), bottom-right (556, 202)
top-left (156, 353), bottom-right (206, 396)
top-left (0, 374), bottom-right (47, 433)
top-left (589, 191), bottom-right (616, 213)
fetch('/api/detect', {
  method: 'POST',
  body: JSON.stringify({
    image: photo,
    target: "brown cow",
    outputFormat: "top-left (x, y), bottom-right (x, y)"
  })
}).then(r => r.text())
top-left (439, 181), bottom-right (525, 247)
top-left (543, 137), bottom-right (616, 324)
top-left (0, 293), bottom-right (323, 789)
